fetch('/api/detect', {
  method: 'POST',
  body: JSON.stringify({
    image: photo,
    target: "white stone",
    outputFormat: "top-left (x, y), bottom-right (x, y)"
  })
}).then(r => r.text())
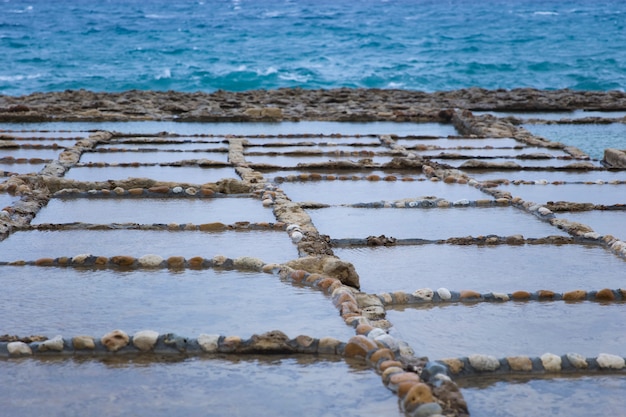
top-left (534, 179), bottom-right (548, 185)
top-left (138, 254), bottom-right (164, 268)
top-left (198, 334), bottom-right (220, 353)
top-left (538, 207), bottom-right (552, 216)
top-left (492, 292), bottom-right (510, 301)
top-left (367, 328), bottom-right (386, 340)
top-left (469, 354), bottom-right (500, 371)
top-left (413, 288), bottom-right (434, 301)
top-left (290, 231), bottom-right (303, 243)
top-left (286, 224), bottom-right (301, 232)
top-left (38, 335), bottom-right (64, 352)
top-left (540, 353), bottom-right (562, 371)
top-left (468, 179), bottom-right (479, 186)
top-left (72, 253), bottom-right (92, 264)
top-left (262, 198), bottom-right (273, 207)
top-left (172, 186), bottom-right (183, 194)
top-left (583, 232), bottom-right (601, 240)
top-left (437, 287), bottom-right (452, 300)
top-left (7, 341), bottom-right (32, 356)
top-left (233, 256), bottom-right (264, 271)
top-left (453, 199), bottom-right (470, 206)
top-left (375, 334), bottom-right (399, 351)
top-left (398, 341), bottom-right (414, 358)
top-left (185, 187), bottom-right (197, 196)
top-left (133, 330), bottom-right (160, 352)
top-left (597, 353), bottom-right (625, 369)
top-left (566, 352), bottom-right (588, 369)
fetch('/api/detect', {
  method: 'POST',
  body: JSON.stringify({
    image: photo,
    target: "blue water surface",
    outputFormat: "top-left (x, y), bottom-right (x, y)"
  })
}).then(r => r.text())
top-left (1, 0), bottom-right (625, 95)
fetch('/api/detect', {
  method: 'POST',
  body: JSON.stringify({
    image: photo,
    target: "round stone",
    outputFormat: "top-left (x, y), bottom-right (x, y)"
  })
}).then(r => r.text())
top-left (101, 330), bottom-right (130, 352)
top-left (138, 254), bottom-right (164, 268)
top-left (172, 186), bottom-right (183, 193)
top-left (469, 354), bottom-right (500, 372)
top-left (197, 334), bottom-right (220, 353)
top-left (72, 335), bottom-right (95, 350)
top-left (540, 353), bottom-right (562, 372)
top-left (403, 383), bottom-right (435, 412)
top-left (413, 402), bottom-right (443, 417)
top-left (133, 330), bottom-right (159, 352)
top-left (437, 287), bottom-right (452, 300)
top-left (8, 341), bottom-right (32, 356)
top-left (412, 288), bottom-right (434, 301)
top-left (566, 352), bottom-right (588, 369)
top-left (38, 335), bottom-right (64, 352)
top-left (597, 353), bottom-right (625, 369)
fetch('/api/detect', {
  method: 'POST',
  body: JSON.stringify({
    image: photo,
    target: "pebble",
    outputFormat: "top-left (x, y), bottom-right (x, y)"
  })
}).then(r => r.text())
top-left (507, 356), bottom-right (533, 372)
top-left (469, 354), bottom-right (500, 371)
top-left (566, 353), bottom-right (588, 369)
top-left (317, 337), bottom-right (343, 355)
top-left (72, 335), bottom-right (95, 350)
top-left (137, 254), bottom-right (164, 268)
top-left (344, 335), bottom-right (378, 359)
top-left (411, 402), bottom-right (443, 417)
top-left (403, 383), bottom-right (435, 412)
top-left (38, 335), bottom-right (64, 352)
top-left (172, 186), bottom-right (183, 193)
top-left (133, 330), bottom-right (159, 352)
top-left (101, 330), bottom-right (130, 352)
top-left (375, 334), bottom-right (399, 351)
top-left (596, 353), bottom-right (625, 370)
top-left (413, 288), bottom-right (434, 301)
top-left (7, 341), bottom-right (32, 356)
top-left (197, 334), bottom-right (220, 353)
top-left (540, 353), bottom-right (562, 372)
top-left (420, 361), bottom-right (448, 382)
top-left (436, 288), bottom-right (452, 300)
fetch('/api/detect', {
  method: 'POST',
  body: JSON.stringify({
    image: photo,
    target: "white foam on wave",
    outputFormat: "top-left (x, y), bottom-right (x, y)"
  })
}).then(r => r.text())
top-left (533, 11), bottom-right (559, 16)
top-left (0, 73), bottom-right (42, 82)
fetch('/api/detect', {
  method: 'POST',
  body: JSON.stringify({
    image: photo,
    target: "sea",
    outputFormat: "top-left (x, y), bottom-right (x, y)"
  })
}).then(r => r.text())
top-left (1, 0), bottom-right (625, 96)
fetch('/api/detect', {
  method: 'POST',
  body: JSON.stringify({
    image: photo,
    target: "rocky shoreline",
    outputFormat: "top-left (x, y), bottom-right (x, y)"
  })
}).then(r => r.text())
top-left (1, 88), bottom-right (626, 123)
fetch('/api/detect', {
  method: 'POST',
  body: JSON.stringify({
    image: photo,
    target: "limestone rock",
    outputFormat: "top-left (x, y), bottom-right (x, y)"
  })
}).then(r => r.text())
top-left (7, 341), bottom-right (32, 356)
top-left (540, 353), bottom-right (562, 372)
top-left (101, 330), bottom-right (130, 352)
top-left (133, 330), bottom-right (159, 352)
top-left (566, 352), bottom-right (588, 369)
top-left (469, 354), bottom-right (500, 371)
top-left (403, 383), bottom-right (435, 412)
top-left (248, 330), bottom-right (292, 352)
top-left (597, 353), bottom-right (625, 369)
top-left (38, 335), bottom-right (64, 352)
top-left (72, 335), bottom-right (95, 350)
top-left (198, 334), bottom-right (220, 353)
top-left (507, 356), bottom-right (532, 372)
top-left (138, 254), bottom-right (164, 268)
top-left (233, 256), bottom-right (265, 271)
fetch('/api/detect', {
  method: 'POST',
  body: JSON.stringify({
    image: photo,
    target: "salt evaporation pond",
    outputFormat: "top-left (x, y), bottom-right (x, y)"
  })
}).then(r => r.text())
top-left (335, 244), bottom-right (624, 294)
top-left (387, 302), bottom-right (626, 359)
top-left (0, 229), bottom-right (295, 262)
top-left (0, 121), bottom-right (453, 137)
top-left (462, 170), bottom-right (626, 183)
top-left (0, 131), bottom-right (90, 139)
top-left (79, 150), bottom-right (229, 164)
top-left (460, 375), bottom-right (626, 417)
top-left (247, 154), bottom-right (393, 167)
top-left (265, 169), bottom-right (425, 182)
top-left (309, 206), bottom-right (565, 241)
top-left (0, 192), bottom-right (17, 208)
top-left (0, 355), bottom-right (401, 417)
top-left (473, 110), bottom-right (626, 120)
top-left (396, 137), bottom-right (523, 149)
top-left (280, 180), bottom-right (489, 205)
top-left (523, 123), bottom-right (626, 160)
top-left (496, 183), bottom-right (626, 205)
top-left (106, 141), bottom-right (228, 151)
top-left (0, 148), bottom-right (64, 160)
top-left (559, 211), bottom-right (626, 240)
top-left (0, 267), bottom-right (348, 338)
top-left (417, 147), bottom-right (569, 157)
top-left (33, 198), bottom-right (274, 225)
top-left (0, 163), bottom-right (46, 174)
top-left (64, 166), bottom-right (238, 183)
top-left (432, 157), bottom-right (602, 169)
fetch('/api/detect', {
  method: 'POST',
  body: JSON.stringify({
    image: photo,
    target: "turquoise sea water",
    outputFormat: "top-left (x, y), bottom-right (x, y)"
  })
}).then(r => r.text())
top-left (1, 0), bottom-right (625, 95)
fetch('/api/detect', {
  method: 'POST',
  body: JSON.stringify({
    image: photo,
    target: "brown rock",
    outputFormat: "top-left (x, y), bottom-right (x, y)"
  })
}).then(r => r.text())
top-left (388, 372), bottom-right (420, 391)
top-left (537, 290), bottom-right (556, 300)
top-left (459, 290), bottom-right (482, 300)
top-left (507, 356), bottom-right (533, 371)
top-left (368, 348), bottom-right (395, 366)
top-left (344, 335), bottom-right (378, 359)
top-left (110, 256), bottom-right (135, 267)
top-left (403, 383), bottom-right (434, 412)
top-left (248, 330), bottom-right (292, 352)
top-left (148, 185), bottom-right (170, 193)
top-left (595, 288), bottom-right (615, 301)
top-left (167, 256), bottom-right (186, 268)
top-left (563, 289), bottom-right (587, 301)
top-left (199, 222), bottom-right (226, 231)
top-left (72, 335), bottom-right (95, 350)
top-left (379, 360), bottom-right (404, 373)
top-left (34, 258), bottom-right (55, 266)
top-left (441, 358), bottom-right (464, 374)
top-left (188, 256), bottom-right (205, 268)
top-left (512, 290), bottom-right (531, 300)
top-left (101, 330), bottom-right (130, 352)
top-left (128, 188), bottom-right (144, 195)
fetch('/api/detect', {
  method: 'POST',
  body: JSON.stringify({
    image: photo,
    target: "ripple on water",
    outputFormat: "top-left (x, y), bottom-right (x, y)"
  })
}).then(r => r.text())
top-left (0, 267), bottom-right (349, 338)
top-left (0, 355), bottom-right (402, 417)
top-left (336, 244), bottom-right (625, 294)
top-left (459, 375), bottom-right (626, 417)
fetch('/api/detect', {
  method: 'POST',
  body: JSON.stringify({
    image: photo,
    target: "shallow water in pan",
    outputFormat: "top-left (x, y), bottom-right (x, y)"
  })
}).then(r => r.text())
top-left (246, 154), bottom-right (392, 167)
top-left (309, 206), bottom-right (565, 241)
top-left (33, 198), bottom-right (274, 225)
top-left (105, 141), bottom-right (228, 151)
top-left (416, 147), bottom-right (569, 157)
top-left (79, 150), bottom-right (229, 164)
top-left (0, 148), bottom-right (64, 160)
top-left (388, 301), bottom-right (626, 359)
top-left (431, 157), bottom-right (603, 169)
top-left (0, 267), bottom-right (345, 338)
top-left (473, 110), bottom-right (626, 120)
top-left (0, 229), bottom-right (295, 262)
top-left (0, 163), bottom-right (46, 174)
top-left (335, 244), bottom-right (622, 294)
top-left (63, 165), bottom-right (238, 183)
top-left (463, 170), bottom-right (626, 183)
top-left (496, 183), bottom-right (626, 205)
top-left (264, 169), bottom-right (425, 182)
top-left (244, 144), bottom-right (385, 153)
top-left (280, 180), bottom-right (488, 205)
top-left (0, 355), bottom-right (400, 417)
top-left (0, 192), bottom-right (17, 208)
top-left (0, 130), bottom-right (90, 139)
top-left (558, 211), bottom-right (626, 240)
top-left (0, 121), bottom-right (452, 137)
top-left (397, 137), bottom-right (523, 149)
top-left (523, 123), bottom-right (626, 160)
top-left (459, 375), bottom-right (626, 417)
